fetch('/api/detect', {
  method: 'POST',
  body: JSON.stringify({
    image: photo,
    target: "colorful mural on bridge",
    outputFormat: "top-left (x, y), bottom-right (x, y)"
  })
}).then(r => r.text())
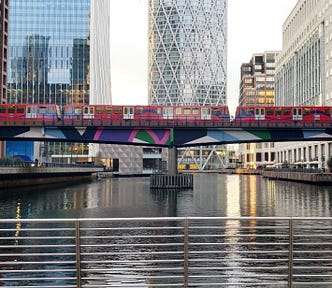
top-left (1, 126), bottom-right (332, 146)
top-left (0, 127), bottom-right (173, 146)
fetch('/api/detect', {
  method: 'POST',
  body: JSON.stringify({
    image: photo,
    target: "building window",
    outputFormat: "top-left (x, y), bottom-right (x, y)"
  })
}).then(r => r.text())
top-left (256, 153), bottom-right (262, 162)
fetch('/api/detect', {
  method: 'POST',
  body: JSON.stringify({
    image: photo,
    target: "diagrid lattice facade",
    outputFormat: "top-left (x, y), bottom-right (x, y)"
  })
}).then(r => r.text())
top-left (148, 0), bottom-right (227, 106)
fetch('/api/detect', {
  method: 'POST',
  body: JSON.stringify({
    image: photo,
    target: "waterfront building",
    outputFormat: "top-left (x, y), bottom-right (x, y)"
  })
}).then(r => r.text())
top-left (238, 52), bottom-right (279, 169)
top-left (274, 0), bottom-right (332, 169)
top-left (6, 0), bottom-right (111, 163)
top-left (0, 0), bottom-right (8, 158)
top-left (0, 0), bottom-right (7, 105)
top-left (148, 0), bottom-right (228, 171)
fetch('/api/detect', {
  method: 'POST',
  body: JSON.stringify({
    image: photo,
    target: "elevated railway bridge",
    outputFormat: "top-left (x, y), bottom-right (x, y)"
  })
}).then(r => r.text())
top-left (1, 118), bottom-right (332, 147)
top-left (1, 118), bottom-right (332, 178)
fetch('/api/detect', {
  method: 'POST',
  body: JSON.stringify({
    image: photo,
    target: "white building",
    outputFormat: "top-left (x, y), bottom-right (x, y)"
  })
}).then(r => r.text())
top-left (148, 0), bottom-right (228, 171)
top-left (274, 0), bottom-right (332, 169)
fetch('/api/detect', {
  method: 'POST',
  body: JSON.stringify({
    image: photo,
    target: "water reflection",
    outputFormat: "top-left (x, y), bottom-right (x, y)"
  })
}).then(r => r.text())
top-left (2, 174), bottom-right (332, 286)
top-left (0, 174), bottom-right (332, 219)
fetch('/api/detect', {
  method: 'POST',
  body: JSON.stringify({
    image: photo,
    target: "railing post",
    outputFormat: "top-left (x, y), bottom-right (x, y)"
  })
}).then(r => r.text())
top-left (288, 218), bottom-right (294, 288)
top-left (184, 217), bottom-right (189, 288)
top-left (75, 220), bottom-right (82, 288)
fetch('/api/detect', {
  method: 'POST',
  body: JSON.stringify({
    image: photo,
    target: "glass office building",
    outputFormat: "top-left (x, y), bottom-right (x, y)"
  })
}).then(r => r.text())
top-left (148, 0), bottom-right (227, 106)
top-left (8, 0), bottom-right (91, 105)
top-left (6, 0), bottom-right (111, 162)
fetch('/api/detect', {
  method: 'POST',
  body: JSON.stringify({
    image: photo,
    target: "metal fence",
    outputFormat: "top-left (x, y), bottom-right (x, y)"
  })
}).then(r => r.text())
top-left (1, 217), bottom-right (332, 287)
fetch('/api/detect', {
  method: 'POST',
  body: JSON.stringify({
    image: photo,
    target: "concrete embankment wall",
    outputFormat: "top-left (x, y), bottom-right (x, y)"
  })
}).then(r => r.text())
top-left (0, 166), bottom-right (104, 189)
top-left (261, 171), bottom-right (332, 184)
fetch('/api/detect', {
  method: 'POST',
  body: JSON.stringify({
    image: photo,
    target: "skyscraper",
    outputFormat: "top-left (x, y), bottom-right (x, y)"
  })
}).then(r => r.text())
top-left (0, 0), bottom-right (8, 105)
top-left (238, 52), bottom-right (279, 169)
top-left (239, 52), bottom-right (278, 107)
top-left (0, 0), bottom-right (8, 158)
top-left (6, 0), bottom-right (111, 162)
top-left (148, 0), bottom-right (227, 106)
top-left (148, 0), bottom-right (228, 171)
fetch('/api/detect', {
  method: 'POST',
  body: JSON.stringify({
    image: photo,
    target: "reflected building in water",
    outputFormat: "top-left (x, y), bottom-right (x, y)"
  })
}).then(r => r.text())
top-left (2, 175), bottom-right (332, 219)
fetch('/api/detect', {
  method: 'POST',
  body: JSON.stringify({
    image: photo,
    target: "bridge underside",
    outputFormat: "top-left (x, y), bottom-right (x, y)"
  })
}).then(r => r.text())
top-left (1, 126), bottom-right (332, 147)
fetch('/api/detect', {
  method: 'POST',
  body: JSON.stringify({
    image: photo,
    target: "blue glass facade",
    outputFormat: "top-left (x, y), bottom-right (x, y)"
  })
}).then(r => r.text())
top-left (8, 0), bottom-right (91, 105)
top-left (6, 141), bottom-right (34, 162)
top-left (7, 0), bottom-right (92, 162)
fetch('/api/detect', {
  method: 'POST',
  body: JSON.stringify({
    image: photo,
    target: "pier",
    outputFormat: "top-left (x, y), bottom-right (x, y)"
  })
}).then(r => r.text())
top-left (261, 169), bottom-right (332, 184)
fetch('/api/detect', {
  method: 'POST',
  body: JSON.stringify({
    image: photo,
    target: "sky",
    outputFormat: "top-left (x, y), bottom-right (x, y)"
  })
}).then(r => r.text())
top-left (109, 0), bottom-right (299, 115)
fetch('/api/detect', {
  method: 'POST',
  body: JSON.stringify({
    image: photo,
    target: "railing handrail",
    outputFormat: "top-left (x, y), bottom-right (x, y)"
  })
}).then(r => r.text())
top-left (1, 217), bottom-right (332, 287)
top-left (2, 216), bottom-right (332, 222)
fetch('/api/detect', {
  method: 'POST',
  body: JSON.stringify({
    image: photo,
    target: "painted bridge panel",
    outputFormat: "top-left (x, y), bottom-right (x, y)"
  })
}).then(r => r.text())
top-left (1, 126), bottom-right (332, 147)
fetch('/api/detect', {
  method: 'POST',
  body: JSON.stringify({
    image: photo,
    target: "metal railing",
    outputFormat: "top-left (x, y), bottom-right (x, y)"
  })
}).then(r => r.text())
top-left (1, 217), bottom-right (332, 287)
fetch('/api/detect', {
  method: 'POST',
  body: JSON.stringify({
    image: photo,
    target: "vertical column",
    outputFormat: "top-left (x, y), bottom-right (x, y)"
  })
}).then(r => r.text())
top-left (305, 147), bottom-right (310, 169)
top-left (325, 143), bottom-right (329, 170)
top-left (318, 143), bottom-right (322, 169)
top-left (168, 147), bottom-right (178, 176)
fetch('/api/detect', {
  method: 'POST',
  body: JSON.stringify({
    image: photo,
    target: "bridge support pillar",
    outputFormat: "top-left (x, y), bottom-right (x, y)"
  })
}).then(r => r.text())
top-left (150, 147), bottom-right (193, 190)
top-left (168, 147), bottom-right (178, 176)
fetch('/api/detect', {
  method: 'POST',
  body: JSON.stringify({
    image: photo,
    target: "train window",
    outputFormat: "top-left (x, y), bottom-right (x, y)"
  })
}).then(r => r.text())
top-left (212, 108), bottom-right (219, 115)
top-left (38, 107), bottom-right (47, 114)
top-left (276, 108), bottom-right (282, 116)
top-left (192, 108), bottom-right (199, 115)
top-left (74, 108), bottom-right (82, 114)
top-left (106, 107), bottom-right (112, 114)
top-left (47, 107), bottom-right (55, 113)
top-left (0, 106), bottom-right (5, 113)
top-left (325, 108), bottom-right (330, 115)
top-left (175, 108), bottom-right (182, 115)
top-left (17, 106), bottom-right (24, 113)
top-left (114, 107), bottom-right (121, 114)
top-left (266, 108), bottom-right (274, 115)
top-left (293, 108), bottom-right (303, 120)
top-left (247, 108), bottom-right (254, 115)
top-left (183, 108), bottom-right (191, 115)
top-left (304, 108), bottom-right (311, 115)
top-left (66, 106), bottom-right (73, 114)
top-left (8, 106), bottom-right (15, 113)
top-left (283, 108), bottom-right (291, 115)
top-left (96, 107), bottom-right (104, 114)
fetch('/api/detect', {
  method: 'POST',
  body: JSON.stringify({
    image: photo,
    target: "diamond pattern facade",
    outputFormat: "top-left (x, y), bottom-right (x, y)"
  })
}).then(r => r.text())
top-left (148, 0), bottom-right (227, 106)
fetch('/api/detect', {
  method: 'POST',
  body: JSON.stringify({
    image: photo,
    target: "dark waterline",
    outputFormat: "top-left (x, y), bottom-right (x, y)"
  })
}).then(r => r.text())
top-left (1, 173), bottom-right (331, 219)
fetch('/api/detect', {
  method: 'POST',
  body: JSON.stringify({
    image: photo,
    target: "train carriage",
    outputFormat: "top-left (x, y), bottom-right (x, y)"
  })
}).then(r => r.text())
top-left (234, 106), bottom-right (332, 124)
top-left (0, 104), bottom-right (61, 122)
top-left (60, 105), bottom-right (231, 125)
top-left (121, 105), bottom-right (230, 123)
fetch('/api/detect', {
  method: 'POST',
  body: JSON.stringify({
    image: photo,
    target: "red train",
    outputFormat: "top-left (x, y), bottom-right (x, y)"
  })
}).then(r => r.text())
top-left (0, 104), bottom-right (230, 123)
top-left (0, 103), bottom-right (331, 125)
top-left (234, 106), bottom-right (332, 123)
top-left (0, 104), bottom-right (61, 121)
top-left (63, 104), bottom-right (230, 122)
